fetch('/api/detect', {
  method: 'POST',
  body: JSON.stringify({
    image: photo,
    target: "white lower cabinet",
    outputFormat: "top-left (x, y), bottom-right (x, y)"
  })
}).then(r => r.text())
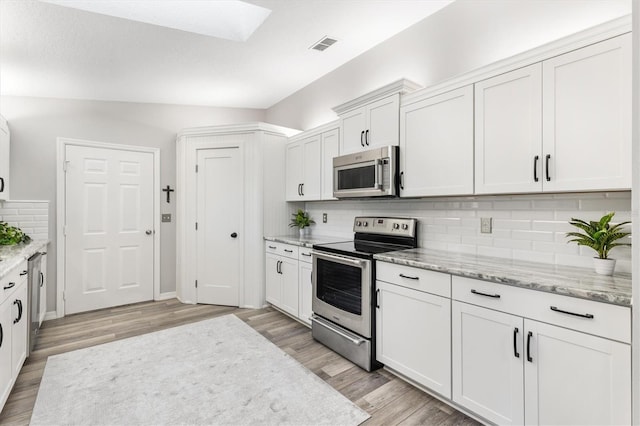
top-left (39, 252), bottom-right (48, 325)
top-left (452, 301), bottom-right (524, 425)
top-left (452, 276), bottom-right (631, 425)
top-left (376, 280), bottom-right (451, 398)
top-left (0, 297), bottom-right (13, 409)
top-left (265, 242), bottom-right (313, 326)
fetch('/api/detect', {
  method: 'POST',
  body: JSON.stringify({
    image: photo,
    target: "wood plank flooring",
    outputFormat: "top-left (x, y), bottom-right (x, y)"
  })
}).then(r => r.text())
top-left (0, 299), bottom-right (479, 425)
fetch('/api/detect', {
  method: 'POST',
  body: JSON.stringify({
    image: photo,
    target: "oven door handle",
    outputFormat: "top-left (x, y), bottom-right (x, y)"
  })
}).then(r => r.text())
top-left (311, 251), bottom-right (366, 268)
top-left (311, 315), bottom-right (365, 346)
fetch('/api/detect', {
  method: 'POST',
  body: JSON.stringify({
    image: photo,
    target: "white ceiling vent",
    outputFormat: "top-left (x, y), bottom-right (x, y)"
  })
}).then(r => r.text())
top-left (310, 36), bottom-right (338, 52)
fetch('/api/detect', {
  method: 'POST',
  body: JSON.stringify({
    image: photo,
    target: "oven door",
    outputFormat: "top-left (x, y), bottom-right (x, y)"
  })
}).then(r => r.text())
top-left (312, 251), bottom-right (371, 338)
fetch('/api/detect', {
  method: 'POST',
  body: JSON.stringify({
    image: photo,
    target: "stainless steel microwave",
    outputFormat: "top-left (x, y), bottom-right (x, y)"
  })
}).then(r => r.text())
top-left (333, 146), bottom-right (399, 198)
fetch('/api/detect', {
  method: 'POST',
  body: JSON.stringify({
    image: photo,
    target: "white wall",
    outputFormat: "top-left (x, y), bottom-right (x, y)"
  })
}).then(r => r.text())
top-left (304, 192), bottom-right (632, 273)
top-left (0, 96), bottom-right (265, 313)
top-left (265, 0), bottom-right (631, 130)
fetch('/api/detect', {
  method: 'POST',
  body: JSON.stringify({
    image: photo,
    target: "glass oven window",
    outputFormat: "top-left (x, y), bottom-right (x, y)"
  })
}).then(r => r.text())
top-left (316, 258), bottom-right (362, 315)
top-left (337, 165), bottom-right (375, 190)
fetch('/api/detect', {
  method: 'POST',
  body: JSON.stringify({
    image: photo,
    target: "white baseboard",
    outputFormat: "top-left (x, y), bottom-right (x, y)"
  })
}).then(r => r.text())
top-left (176, 295), bottom-right (196, 304)
top-left (156, 291), bottom-right (177, 301)
top-left (44, 311), bottom-right (58, 321)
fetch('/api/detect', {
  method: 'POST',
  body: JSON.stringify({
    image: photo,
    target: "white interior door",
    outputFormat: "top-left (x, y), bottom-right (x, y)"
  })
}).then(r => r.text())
top-left (64, 145), bottom-right (154, 315)
top-left (196, 147), bottom-right (242, 306)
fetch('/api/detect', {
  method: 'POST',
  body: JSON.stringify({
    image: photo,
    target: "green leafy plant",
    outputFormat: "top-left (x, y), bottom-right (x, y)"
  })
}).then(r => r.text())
top-left (0, 221), bottom-right (31, 245)
top-left (289, 209), bottom-right (315, 229)
top-left (566, 212), bottom-right (631, 259)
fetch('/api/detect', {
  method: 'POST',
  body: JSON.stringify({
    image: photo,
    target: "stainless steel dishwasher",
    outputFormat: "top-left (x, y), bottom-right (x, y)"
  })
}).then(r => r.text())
top-left (28, 252), bottom-right (42, 355)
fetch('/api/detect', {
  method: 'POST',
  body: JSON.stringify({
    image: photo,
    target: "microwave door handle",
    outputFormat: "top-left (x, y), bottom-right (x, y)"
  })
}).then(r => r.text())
top-left (374, 159), bottom-right (382, 189)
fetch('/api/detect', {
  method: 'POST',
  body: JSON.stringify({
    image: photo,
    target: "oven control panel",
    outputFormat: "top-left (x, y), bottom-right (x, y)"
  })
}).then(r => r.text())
top-left (353, 217), bottom-right (417, 237)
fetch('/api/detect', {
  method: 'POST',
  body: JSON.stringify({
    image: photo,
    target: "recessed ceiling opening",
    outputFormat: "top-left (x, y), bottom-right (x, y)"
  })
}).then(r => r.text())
top-left (39, 0), bottom-right (272, 42)
top-left (310, 36), bottom-right (338, 52)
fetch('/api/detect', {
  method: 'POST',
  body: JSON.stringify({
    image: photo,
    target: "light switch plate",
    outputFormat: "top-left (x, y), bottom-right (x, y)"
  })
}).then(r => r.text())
top-left (162, 214), bottom-right (172, 223)
top-left (480, 217), bottom-right (492, 234)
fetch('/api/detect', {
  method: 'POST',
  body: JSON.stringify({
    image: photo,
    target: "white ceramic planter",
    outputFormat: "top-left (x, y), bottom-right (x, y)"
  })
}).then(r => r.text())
top-left (299, 227), bottom-right (310, 237)
top-left (593, 258), bottom-right (616, 276)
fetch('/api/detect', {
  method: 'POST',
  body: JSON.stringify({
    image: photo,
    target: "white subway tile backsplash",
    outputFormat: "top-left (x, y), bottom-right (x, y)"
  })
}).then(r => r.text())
top-left (0, 200), bottom-right (49, 240)
top-left (304, 191), bottom-right (632, 272)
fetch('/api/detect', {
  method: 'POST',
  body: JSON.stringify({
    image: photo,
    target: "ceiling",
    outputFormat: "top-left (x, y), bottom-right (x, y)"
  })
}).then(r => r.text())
top-left (0, 0), bottom-right (454, 109)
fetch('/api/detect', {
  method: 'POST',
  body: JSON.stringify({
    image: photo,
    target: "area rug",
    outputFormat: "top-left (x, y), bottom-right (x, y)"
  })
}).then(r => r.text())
top-left (30, 314), bottom-right (370, 425)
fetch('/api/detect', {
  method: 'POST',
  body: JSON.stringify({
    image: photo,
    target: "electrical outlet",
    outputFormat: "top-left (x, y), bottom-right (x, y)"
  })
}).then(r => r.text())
top-left (480, 217), bottom-right (492, 234)
top-left (322, 213), bottom-right (328, 223)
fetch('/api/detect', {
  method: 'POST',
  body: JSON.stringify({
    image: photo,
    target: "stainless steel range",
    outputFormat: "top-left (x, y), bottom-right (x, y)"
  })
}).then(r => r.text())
top-left (311, 217), bottom-right (417, 371)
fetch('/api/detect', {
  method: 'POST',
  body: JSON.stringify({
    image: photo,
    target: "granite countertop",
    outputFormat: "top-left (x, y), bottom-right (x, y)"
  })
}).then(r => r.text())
top-left (374, 248), bottom-right (632, 307)
top-left (264, 235), bottom-right (348, 248)
top-left (0, 240), bottom-right (50, 280)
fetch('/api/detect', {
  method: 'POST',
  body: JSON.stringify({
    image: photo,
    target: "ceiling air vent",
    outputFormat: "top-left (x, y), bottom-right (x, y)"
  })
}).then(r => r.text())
top-left (310, 36), bottom-right (338, 52)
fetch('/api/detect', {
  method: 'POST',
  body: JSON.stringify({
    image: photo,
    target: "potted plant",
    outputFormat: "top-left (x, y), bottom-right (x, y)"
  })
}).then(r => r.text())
top-left (0, 221), bottom-right (31, 245)
top-left (289, 209), bottom-right (315, 237)
top-left (565, 212), bottom-right (631, 275)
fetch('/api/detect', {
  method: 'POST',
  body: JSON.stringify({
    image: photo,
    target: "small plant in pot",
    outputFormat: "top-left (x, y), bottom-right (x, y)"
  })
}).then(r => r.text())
top-left (565, 212), bottom-right (631, 276)
top-left (289, 209), bottom-right (315, 237)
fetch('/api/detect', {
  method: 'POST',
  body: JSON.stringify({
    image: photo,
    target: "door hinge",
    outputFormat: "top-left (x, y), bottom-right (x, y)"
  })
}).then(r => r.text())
top-left (63, 225), bottom-right (66, 236)
top-left (195, 280), bottom-right (198, 288)
top-left (195, 164), bottom-right (198, 173)
top-left (62, 291), bottom-right (66, 301)
top-left (195, 222), bottom-right (198, 230)
top-left (63, 160), bottom-right (70, 172)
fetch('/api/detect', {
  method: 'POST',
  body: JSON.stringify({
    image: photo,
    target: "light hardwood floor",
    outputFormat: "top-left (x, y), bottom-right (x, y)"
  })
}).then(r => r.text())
top-left (0, 299), bottom-right (479, 425)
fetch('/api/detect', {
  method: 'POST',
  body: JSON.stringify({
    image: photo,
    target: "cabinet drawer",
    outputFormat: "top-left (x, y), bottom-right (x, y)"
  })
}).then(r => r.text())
top-left (377, 261), bottom-right (451, 298)
top-left (264, 241), bottom-right (299, 260)
top-left (298, 247), bottom-right (313, 263)
top-left (452, 276), bottom-right (631, 343)
top-left (1, 260), bottom-right (28, 302)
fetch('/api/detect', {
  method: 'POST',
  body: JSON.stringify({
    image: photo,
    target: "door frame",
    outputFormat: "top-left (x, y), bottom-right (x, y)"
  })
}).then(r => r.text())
top-left (56, 138), bottom-right (161, 318)
top-left (176, 135), bottom-right (246, 306)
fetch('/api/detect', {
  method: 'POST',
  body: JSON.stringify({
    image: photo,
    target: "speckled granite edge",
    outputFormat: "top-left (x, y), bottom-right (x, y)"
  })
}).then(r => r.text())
top-left (374, 248), bottom-right (632, 307)
top-left (264, 235), bottom-right (348, 248)
top-left (0, 240), bottom-right (50, 279)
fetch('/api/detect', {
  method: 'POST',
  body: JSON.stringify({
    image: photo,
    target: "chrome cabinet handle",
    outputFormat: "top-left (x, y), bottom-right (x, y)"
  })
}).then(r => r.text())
top-left (550, 306), bottom-right (594, 319)
top-left (471, 289), bottom-right (501, 298)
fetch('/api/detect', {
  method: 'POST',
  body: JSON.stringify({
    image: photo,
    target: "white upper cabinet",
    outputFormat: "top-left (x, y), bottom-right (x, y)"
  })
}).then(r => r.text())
top-left (475, 64), bottom-right (543, 194)
top-left (320, 128), bottom-right (339, 200)
top-left (400, 85), bottom-right (474, 197)
top-left (0, 115), bottom-right (10, 201)
top-left (285, 135), bottom-right (321, 201)
top-left (542, 33), bottom-right (631, 192)
top-left (475, 33), bottom-right (631, 195)
top-left (340, 94), bottom-right (399, 154)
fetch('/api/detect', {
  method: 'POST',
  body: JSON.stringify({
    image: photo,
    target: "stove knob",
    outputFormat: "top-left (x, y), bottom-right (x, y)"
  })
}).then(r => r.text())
top-left (402, 223), bottom-right (409, 230)
top-left (356, 221), bottom-right (362, 227)
top-left (363, 221), bottom-right (368, 227)
top-left (393, 223), bottom-right (400, 230)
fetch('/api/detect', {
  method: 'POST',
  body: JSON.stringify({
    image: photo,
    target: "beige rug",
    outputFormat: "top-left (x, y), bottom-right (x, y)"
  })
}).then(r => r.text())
top-left (31, 314), bottom-right (370, 425)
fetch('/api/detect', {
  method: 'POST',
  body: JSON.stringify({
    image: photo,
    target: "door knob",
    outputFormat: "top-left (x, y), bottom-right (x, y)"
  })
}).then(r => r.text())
top-left (230, 232), bottom-right (238, 238)
top-left (145, 230), bottom-right (153, 235)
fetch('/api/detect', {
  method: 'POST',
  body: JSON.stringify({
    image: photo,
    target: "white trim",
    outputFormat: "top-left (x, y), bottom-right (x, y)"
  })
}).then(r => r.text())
top-left (288, 120), bottom-right (340, 143)
top-left (156, 291), bottom-right (177, 301)
top-left (177, 122), bottom-right (300, 138)
top-left (332, 78), bottom-right (421, 115)
top-left (56, 137), bottom-right (161, 318)
top-left (43, 310), bottom-right (58, 321)
top-left (402, 15), bottom-right (632, 106)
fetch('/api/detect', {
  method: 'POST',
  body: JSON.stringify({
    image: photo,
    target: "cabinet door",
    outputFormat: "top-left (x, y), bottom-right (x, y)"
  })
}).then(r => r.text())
top-left (285, 142), bottom-right (303, 201)
top-left (366, 94), bottom-right (400, 148)
top-left (279, 258), bottom-right (298, 317)
top-left (321, 129), bottom-right (339, 200)
top-left (298, 261), bottom-right (313, 325)
top-left (452, 301), bottom-right (524, 425)
top-left (265, 254), bottom-right (282, 306)
top-left (0, 298), bottom-right (13, 409)
top-left (542, 34), bottom-right (631, 192)
top-left (524, 319), bottom-right (631, 426)
top-left (301, 135), bottom-right (321, 200)
top-left (0, 118), bottom-right (9, 201)
top-left (376, 281), bottom-right (451, 398)
top-left (11, 282), bottom-right (27, 377)
top-left (400, 86), bottom-right (474, 197)
top-left (340, 107), bottom-right (367, 154)
top-left (39, 253), bottom-right (47, 325)
top-left (475, 64), bottom-right (542, 194)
